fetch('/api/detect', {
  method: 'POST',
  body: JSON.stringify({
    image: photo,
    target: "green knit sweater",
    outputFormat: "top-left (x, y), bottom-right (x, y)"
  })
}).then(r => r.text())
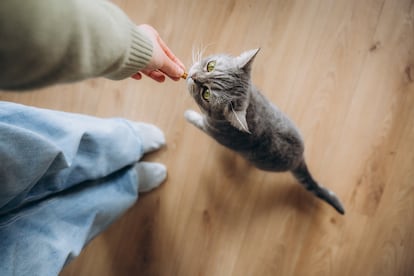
top-left (0, 0), bottom-right (153, 90)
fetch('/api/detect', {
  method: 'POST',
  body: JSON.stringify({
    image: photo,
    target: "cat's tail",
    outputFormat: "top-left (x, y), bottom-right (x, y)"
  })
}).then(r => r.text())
top-left (291, 160), bottom-right (345, 215)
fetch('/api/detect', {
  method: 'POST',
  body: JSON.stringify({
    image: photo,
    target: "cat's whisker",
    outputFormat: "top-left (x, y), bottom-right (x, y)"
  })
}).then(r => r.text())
top-left (191, 42), bottom-right (217, 64)
top-left (191, 43), bottom-right (205, 64)
top-left (191, 46), bottom-right (197, 64)
top-left (199, 43), bottom-right (216, 62)
top-left (197, 47), bottom-right (202, 63)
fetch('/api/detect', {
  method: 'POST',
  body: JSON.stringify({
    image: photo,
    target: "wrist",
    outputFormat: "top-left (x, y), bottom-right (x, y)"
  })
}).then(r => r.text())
top-left (105, 24), bottom-right (153, 80)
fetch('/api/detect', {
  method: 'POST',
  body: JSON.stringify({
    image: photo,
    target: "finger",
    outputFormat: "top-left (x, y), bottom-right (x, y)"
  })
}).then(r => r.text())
top-left (169, 76), bottom-right (181, 81)
top-left (156, 36), bottom-right (186, 79)
top-left (159, 58), bottom-right (184, 79)
top-left (131, 72), bottom-right (142, 80)
top-left (143, 70), bottom-right (166, 82)
top-left (157, 35), bottom-right (186, 70)
top-left (158, 69), bottom-right (182, 81)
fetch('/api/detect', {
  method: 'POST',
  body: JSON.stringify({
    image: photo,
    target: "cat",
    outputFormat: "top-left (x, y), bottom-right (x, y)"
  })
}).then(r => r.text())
top-left (184, 48), bottom-right (345, 215)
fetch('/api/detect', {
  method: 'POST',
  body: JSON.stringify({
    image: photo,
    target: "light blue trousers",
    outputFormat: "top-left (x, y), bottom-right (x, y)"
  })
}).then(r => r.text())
top-left (0, 102), bottom-right (153, 275)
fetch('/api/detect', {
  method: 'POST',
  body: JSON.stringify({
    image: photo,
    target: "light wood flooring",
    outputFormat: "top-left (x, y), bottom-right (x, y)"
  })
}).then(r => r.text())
top-left (1, 0), bottom-right (413, 275)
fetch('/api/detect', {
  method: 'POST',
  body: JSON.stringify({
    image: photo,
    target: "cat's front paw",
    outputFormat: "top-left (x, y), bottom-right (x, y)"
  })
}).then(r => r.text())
top-left (184, 110), bottom-right (205, 130)
top-left (184, 110), bottom-right (201, 121)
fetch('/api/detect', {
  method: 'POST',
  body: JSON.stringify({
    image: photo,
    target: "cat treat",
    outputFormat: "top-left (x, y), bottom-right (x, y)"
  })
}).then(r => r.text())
top-left (181, 72), bottom-right (188, 79)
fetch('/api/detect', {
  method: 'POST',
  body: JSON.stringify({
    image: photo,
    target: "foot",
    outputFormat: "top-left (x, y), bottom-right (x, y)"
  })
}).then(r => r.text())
top-left (135, 162), bottom-right (167, 193)
top-left (132, 123), bottom-right (166, 154)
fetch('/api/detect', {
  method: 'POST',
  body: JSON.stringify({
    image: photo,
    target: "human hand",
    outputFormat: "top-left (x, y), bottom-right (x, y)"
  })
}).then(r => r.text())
top-left (132, 24), bottom-right (185, 82)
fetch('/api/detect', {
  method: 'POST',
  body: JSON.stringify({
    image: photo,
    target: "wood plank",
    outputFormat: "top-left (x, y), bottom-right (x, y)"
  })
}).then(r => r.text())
top-left (1, 0), bottom-right (413, 275)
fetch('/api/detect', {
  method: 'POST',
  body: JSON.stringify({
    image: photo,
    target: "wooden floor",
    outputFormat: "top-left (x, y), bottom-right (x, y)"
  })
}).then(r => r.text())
top-left (1, 0), bottom-right (413, 275)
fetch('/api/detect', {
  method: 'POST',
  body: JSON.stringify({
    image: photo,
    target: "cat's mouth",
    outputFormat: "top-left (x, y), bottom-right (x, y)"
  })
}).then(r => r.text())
top-left (186, 74), bottom-right (197, 96)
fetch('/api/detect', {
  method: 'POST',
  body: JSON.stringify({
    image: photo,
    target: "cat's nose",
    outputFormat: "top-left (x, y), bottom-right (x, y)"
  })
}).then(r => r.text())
top-left (190, 72), bottom-right (199, 81)
top-left (190, 73), bottom-right (203, 86)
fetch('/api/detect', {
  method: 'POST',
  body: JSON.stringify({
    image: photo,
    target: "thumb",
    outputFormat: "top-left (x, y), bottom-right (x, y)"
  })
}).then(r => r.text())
top-left (156, 35), bottom-right (185, 78)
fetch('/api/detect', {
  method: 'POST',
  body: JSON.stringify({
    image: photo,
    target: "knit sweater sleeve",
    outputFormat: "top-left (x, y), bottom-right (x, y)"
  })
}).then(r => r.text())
top-left (0, 0), bottom-right (153, 91)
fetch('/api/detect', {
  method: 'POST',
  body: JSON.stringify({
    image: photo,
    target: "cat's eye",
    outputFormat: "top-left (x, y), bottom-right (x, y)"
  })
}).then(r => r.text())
top-left (201, 87), bottom-right (211, 101)
top-left (206, 60), bottom-right (216, 72)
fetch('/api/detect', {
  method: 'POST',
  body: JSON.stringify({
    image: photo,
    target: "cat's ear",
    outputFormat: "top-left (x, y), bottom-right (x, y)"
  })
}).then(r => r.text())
top-left (237, 48), bottom-right (260, 73)
top-left (226, 104), bottom-right (251, 133)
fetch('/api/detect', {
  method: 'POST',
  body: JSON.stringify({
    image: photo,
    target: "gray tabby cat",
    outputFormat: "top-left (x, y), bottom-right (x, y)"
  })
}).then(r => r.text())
top-left (184, 49), bottom-right (345, 215)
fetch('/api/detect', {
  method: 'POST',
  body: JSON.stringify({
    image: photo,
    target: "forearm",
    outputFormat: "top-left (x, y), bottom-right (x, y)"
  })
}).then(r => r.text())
top-left (0, 0), bottom-right (153, 91)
